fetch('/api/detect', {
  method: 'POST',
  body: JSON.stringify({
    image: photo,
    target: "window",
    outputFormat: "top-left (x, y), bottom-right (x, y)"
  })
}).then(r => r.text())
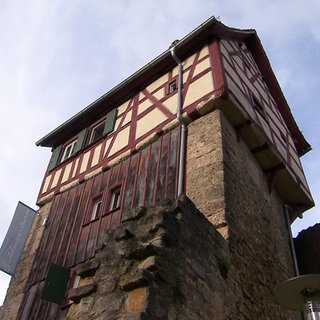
top-left (61, 140), bottom-right (78, 162)
top-left (83, 195), bottom-right (103, 225)
top-left (89, 121), bottom-right (105, 144)
top-left (47, 108), bottom-right (118, 172)
top-left (90, 198), bottom-right (102, 221)
top-left (109, 186), bottom-right (121, 211)
top-left (106, 186), bottom-right (122, 230)
top-left (168, 80), bottom-right (177, 94)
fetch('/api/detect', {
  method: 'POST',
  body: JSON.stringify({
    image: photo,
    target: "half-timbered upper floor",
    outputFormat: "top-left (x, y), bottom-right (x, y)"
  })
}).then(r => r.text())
top-left (36, 17), bottom-right (314, 214)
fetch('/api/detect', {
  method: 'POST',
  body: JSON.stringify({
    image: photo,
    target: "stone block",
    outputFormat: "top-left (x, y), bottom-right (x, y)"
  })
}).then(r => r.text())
top-left (126, 242), bottom-right (159, 260)
top-left (76, 259), bottom-right (100, 278)
top-left (69, 283), bottom-right (97, 303)
top-left (120, 269), bottom-right (150, 291)
top-left (97, 274), bottom-right (117, 293)
top-left (122, 206), bottom-right (146, 223)
top-left (137, 256), bottom-right (157, 271)
top-left (91, 293), bottom-right (124, 316)
top-left (114, 228), bottom-right (135, 241)
top-left (125, 287), bottom-right (148, 313)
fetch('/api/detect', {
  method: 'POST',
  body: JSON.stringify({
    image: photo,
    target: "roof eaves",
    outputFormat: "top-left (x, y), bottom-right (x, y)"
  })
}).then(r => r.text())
top-left (36, 17), bottom-right (257, 148)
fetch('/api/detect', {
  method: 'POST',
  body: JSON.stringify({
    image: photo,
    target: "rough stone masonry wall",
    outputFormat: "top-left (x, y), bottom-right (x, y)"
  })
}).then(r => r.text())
top-left (186, 109), bottom-right (227, 236)
top-left (64, 196), bottom-right (229, 320)
top-left (0, 202), bottom-right (52, 320)
top-left (186, 109), bottom-right (300, 319)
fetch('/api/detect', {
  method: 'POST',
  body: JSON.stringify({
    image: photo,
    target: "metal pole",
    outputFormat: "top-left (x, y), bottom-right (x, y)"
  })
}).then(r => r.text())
top-left (170, 45), bottom-right (187, 196)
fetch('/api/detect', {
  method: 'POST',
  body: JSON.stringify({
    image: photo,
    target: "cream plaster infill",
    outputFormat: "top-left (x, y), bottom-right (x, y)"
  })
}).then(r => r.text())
top-left (182, 52), bottom-right (197, 71)
top-left (80, 151), bottom-right (91, 174)
top-left (71, 158), bottom-right (80, 178)
top-left (183, 72), bottom-right (214, 108)
top-left (137, 95), bottom-right (153, 115)
top-left (193, 58), bottom-right (211, 77)
top-left (91, 144), bottom-right (102, 167)
top-left (152, 87), bottom-right (165, 101)
top-left (103, 139), bottom-right (112, 158)
top-left (115, 110), bottom-right (132, 130)
top-left (109, 126), bottom-right (130, 156)
top-left (51, 168), bottom-right (62, 188)
top-left (42, 174), bottom-right (52, 194)
top-left (198, 45), bottom-right (209, 59)
top-left (146, 73), bottom-right (168, 94)
top-left (162, 94), bottom-right (178, 115)
top-left (135, 108), bottom-right (168, 139)
top-left (62, 162), bottom-right (73, 183)
top-left (117, 101), bottom-right (129, 116)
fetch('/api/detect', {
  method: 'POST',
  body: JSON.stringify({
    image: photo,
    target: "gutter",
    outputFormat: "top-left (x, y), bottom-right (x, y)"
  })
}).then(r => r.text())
top-left (170, 45), bottom-right (187, 196)
top-left (284, 204), bottom-right (300, 276)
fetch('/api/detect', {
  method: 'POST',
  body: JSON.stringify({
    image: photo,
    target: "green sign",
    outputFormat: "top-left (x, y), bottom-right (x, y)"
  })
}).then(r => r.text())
top-left (41, 263), bottom-right (70, 305)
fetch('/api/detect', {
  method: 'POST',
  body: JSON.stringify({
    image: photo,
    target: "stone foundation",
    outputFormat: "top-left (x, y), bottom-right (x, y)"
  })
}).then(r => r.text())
top-left (64, 196), bottom-right (229, 319)
top-left (186, 109), bottom-right (300, 319)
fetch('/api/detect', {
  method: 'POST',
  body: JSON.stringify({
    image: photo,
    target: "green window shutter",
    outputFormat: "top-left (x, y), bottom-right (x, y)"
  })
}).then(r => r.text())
top-left (48, 145), bottom-right (62, 171)
top-left (103, 108), bottom-right (118, 136)
top-left (73, 128), bottom-right (88, 154)
top-left (41, 263), bottom-right (70, 305)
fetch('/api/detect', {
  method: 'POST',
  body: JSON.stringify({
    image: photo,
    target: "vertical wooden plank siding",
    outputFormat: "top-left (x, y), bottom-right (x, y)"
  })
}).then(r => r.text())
top-left (156, 133), bottom-right (170, 203)
top-left (168, 126), bottom-right (180, 198)
top-left (62, 182), bottom-right (86, 266)
top-left (19, 283), bottom-right (39, 320)
top-left (146, 139), bottom-right (161, 206)
top-left (124, 153), bottom-right (140, 209)
top-left (20, 128), bottom-right (180, 319)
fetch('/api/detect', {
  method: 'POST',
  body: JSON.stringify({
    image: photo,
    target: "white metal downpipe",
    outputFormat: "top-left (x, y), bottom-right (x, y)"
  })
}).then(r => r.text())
top-left (284, 205), bottom-right (300, 276)
top-left (170, 45), bottom-right (187, 196)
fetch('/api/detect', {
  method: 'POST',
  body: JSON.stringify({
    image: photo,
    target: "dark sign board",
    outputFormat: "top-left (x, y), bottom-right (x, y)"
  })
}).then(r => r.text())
top-left (0, 202), bottom-right (36, 276)
top-left (41, 263), bottom-right (71, 305)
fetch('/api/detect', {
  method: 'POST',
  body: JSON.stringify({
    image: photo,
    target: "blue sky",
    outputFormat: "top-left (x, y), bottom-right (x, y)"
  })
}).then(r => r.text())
top-left (1, 0), bottom-right (320, 305)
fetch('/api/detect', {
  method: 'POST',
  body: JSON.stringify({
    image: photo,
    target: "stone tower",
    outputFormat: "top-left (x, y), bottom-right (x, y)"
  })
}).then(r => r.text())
top-left (1, 17), bottom-right (313, 319)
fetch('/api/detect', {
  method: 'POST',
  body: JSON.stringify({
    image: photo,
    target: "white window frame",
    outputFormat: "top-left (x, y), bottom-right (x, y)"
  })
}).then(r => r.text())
top-left (61, 140), bottom-right (78, 162)
top-left (109, 186), bottom-right (121, 211)
top-left (91, 198), bottom-right (102, 221)
top-left (168, 80), bottom-right (177, 94)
